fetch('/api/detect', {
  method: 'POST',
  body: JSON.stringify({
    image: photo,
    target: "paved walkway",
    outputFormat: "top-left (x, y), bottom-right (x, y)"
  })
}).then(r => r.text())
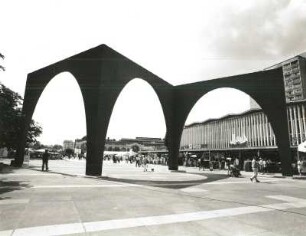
top-left (1, 159), bottom-right (306, 235)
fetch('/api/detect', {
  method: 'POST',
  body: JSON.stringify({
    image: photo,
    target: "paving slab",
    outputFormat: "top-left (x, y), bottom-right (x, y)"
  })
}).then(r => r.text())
top-left (1, 159), bottom-right (306, 235)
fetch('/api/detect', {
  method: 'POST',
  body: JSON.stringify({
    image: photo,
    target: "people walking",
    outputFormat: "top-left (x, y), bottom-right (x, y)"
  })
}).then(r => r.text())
top-left (250, 157), bottom-right (260, 182)
top-left (42, 149), bottom-right (50, 171)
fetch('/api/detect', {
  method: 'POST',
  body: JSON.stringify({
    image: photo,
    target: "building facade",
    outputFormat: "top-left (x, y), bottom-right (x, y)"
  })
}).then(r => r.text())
top-left (63, 140), bottom-right (74, 150)
top-left (267, 54), bottom-right (306, 102)
top-left (181, 101), bottom-right (306, 152)
top-left (104, 137), bottom-right (166, 152)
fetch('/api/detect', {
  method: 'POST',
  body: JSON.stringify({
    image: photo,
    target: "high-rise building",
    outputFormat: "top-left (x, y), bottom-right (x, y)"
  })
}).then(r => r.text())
top-left (250, 53), bottom-right (306, 109)
top-left (265, 53), bottom-right (306, 103)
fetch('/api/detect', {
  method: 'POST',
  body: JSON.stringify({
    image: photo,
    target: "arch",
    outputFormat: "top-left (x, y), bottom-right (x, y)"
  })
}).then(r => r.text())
top-left (180, 87), bottom-right (279, 162)
top-left (185, 88), bottom-right (250, 126)
top-left (173, 69), bottom-right (292, 175)
top-left (106, 78), bottom-right (167, 141)
top-left (32, 72), bottom-right (86, 145)
top-left (15, 67), bottom-right (88, 166)
top-left (90, 75), bottom-right (171, 174)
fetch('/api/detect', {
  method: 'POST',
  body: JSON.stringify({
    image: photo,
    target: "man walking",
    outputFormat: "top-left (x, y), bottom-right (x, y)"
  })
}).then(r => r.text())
top-left (42, 149), bottom-right (50, 171)
top-left (250, 156), bottom-right (260, 182)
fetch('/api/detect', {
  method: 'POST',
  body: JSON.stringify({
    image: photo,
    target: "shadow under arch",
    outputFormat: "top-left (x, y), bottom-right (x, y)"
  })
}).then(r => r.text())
top-left (32, 71), bottom-right (86, 145)
top-left (173, 69), bottom-right (292, 176)
top-left (106, 78), bottom-right (167, 142)
top-left (180, 87), bottom-right (279, 164)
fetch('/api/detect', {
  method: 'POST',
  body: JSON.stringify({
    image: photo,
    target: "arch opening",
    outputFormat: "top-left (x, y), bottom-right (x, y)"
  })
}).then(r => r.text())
top-left (105, 78), bottom-right (168, 164)
top-left (31, 72), bottom-right (86, 162)
top-left (180, 88), bottom-right (282, 172)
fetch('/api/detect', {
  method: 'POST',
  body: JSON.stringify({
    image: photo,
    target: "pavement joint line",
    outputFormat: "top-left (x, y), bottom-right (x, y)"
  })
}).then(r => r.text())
top-left (31, 184), bottom-right (136, 189)
top-left (203, 179), bottom-right (280, 185)
top-left (2, 195), bottom-right (306, 236)
top-left (0, 199), bottom-right (30, 205)
top-left (181, 187), bottom-right (208, 193)
top-left (0, 173), bottom-right (60, 176)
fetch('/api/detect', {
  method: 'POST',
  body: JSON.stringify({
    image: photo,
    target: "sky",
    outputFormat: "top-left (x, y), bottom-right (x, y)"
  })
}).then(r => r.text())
top-left (1, 0), bottom-right (306, 145)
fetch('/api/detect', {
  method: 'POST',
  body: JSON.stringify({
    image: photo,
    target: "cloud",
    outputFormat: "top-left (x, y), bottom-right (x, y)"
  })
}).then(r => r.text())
top-left (206, 0), bottom-right (306, 60)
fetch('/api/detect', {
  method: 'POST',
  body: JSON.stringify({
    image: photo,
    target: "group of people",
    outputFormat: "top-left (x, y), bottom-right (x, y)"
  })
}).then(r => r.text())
top-left (41, 150), bottom-right (304, 179)
top-left (135, 155), bottom-right (151, 171)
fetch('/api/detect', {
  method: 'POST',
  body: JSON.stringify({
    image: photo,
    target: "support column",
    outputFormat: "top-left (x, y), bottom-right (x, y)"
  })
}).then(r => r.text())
top-left (302, 104), bottom-right (306, 141)
top-left (298, 104), bottom-right (303, 144)
top-left (293, 105), bottom-right (299, 145)
top-left (289, 106), bottom-right (294, 146)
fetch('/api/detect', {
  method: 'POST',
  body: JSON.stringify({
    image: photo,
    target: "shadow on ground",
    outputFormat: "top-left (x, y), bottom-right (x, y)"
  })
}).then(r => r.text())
top-left (0, 163), bottom-right (32, 197)
top-left (101, 173), bottom-right (231, 189)
top-left (0, 162), bottom-right (14, 174)
top-left (27, 165), bottom-right (232, 189)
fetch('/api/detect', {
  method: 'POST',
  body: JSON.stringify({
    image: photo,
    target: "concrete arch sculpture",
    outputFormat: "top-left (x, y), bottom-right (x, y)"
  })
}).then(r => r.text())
top-left (172, 69), bottom-right (292, 176)
top-left (15, 44), bottom-right (292, 176)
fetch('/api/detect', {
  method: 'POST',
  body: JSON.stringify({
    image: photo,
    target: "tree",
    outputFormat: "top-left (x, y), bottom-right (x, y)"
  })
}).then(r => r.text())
top-left (131, 145), bottom-right (140, 153)
top-left (52, 144), bottom-right (63, 151)
top-left (0, 83), bottom-right (42, 150)
top-left (65, 148), bottom-right (74, 157)
top-left (0, 53), bottom-right (5, 71)
top-left (30, 141), bottom-right (45, 150)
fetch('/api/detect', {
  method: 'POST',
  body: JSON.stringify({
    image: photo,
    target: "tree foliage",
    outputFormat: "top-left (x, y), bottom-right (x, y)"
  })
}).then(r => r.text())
top-left (65, 148), bottom-right (74, 157)
top-left (0, 82), bottom-right (42, 150)
top-left (131, 144), bottom-right (140, 153)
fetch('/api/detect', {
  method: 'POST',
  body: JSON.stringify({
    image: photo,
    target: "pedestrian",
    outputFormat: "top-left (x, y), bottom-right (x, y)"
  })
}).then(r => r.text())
top-left (136, 155), bottom-right (140, 167)
top-left (42, 149), bottom-right (50, 171)
top-left (199, 158), bottom-right (205, 171)
top-left (234, 157), bottom-right (239, 169)
top-left (262, 159), bottom-right (267, 174)
top-left (297, 159), bottom-right (302, 176)
top-left (226, 158), bottom-right (231, 176)
top-left (250, 157), bottom-right (260, 182)
top-left (143, 156), bottom-right (148, 172)
top-left (259, 158), bottom-right (263, 173)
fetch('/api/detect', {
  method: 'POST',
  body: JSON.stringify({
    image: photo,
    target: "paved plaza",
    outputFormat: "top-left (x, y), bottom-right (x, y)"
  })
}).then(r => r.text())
top-left (1, 159), bottom-right (306, 236)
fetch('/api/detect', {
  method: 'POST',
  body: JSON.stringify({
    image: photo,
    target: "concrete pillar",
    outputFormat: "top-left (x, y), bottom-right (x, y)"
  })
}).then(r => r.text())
top-left (293, 105), bottom-right (299, 145)
top-left (297, 104), bottom-right (303, 144)
top-left (302, 104), bottom-right (306, 141)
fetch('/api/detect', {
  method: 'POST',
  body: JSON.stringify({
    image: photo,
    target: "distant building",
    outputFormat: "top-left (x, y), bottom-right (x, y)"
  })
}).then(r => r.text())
top-left (63, 140), bottom-right (74, 150)
top-left (105, 137), bottom-right (166, 152)
top-left (74, 139), bottom-right (87, 154)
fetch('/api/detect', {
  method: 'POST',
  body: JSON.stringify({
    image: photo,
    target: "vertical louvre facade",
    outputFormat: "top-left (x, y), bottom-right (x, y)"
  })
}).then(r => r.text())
top-left (180, 102), bottom-right (306, 151)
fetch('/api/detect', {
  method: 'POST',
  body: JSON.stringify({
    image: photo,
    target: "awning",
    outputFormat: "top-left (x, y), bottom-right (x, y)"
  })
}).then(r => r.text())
top-left (298, 141), bottom-right (306, 153)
